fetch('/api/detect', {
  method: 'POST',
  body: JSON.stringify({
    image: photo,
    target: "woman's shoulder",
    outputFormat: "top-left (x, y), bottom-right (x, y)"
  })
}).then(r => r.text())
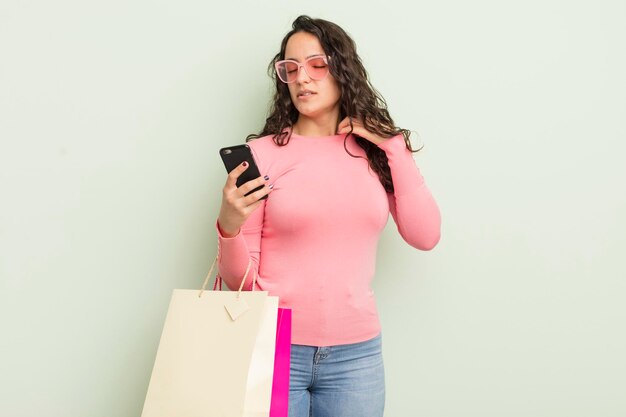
top-left (245, 134), bottom-right (284, 170)
top-left (247, 133), bottom-right (275, 146)
top-left (246, 133), bottom-right (286, 153)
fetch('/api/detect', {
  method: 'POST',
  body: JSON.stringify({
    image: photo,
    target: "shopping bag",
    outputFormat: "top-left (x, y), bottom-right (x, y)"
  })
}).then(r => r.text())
top-left (270, 308), bottom-right (291, 417)
top-left (141, 258), bottom-right (279, 417)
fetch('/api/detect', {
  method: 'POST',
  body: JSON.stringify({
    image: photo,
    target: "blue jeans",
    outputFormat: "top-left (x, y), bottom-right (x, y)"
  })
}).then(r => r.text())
top-left (289, 333), bottom-right (385, 417)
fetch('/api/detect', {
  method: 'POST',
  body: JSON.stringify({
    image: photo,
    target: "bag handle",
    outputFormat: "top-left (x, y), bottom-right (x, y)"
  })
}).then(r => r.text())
top-left (197, 241), bottom-right (258, 298)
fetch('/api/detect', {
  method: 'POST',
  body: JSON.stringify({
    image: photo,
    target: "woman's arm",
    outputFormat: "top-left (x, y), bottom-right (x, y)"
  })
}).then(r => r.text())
top-left (216, 199), bottom-right (265, 291)
top-left (214, 156), bottom-right (271, 291)
top-left (378, 134), bottom-right (441, 250)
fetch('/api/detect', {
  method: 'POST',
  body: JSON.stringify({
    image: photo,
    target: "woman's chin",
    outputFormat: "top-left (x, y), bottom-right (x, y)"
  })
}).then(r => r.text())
top-left (294, 105), bottom-right (323, 119)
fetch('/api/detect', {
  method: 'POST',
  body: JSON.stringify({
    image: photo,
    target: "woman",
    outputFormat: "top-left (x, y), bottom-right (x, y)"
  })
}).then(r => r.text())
top-left (216, 15), bottom-right (441, 417)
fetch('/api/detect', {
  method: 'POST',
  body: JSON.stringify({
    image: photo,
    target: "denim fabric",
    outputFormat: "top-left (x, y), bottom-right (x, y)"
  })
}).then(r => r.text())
top-left (288, 333), bottom-right (385, 417)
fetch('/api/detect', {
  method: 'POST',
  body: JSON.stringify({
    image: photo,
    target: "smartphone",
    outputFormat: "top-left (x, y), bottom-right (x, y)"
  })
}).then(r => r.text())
top-left (219, 144), bottom-right (267, 200)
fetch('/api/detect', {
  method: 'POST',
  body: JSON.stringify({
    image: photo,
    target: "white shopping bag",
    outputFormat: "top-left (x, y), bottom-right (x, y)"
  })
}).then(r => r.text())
top-left (141, 259), bottom-right (278, 417)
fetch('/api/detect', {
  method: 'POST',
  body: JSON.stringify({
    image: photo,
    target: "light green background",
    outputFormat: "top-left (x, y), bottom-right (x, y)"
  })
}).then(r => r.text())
top-left (1, 1), bottom-right (625, 416)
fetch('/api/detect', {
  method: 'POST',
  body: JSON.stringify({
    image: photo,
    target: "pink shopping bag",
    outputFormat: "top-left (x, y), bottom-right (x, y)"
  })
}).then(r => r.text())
top-left (270, 308), bottom-right (291, 417)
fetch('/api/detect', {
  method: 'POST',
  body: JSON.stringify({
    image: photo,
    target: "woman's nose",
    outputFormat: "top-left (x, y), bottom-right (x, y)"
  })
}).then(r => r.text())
top-left (296, 64), bottom-right (311, 83)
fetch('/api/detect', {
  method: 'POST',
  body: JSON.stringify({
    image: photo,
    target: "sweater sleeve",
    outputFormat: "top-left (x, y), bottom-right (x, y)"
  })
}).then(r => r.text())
top-left (378, 134), bottom-right (441, 250)
top-left (215, 194), bottom-right (265, 292)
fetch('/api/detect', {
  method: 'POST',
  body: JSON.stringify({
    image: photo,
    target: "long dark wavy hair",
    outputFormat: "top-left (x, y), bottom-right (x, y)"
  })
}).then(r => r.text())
top-left (245, 15), bottom-right (421, 193)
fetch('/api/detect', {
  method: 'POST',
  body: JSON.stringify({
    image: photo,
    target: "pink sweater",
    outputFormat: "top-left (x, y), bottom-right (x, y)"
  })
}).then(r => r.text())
top-left (216, 131), bottom-right (441, 346)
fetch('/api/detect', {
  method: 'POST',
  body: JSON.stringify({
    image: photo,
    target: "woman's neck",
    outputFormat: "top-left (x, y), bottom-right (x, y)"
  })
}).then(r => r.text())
top-left (292, 115), bottom-right (339, 137)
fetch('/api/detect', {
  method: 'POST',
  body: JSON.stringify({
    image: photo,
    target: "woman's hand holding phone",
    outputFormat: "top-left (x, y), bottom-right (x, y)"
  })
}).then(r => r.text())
top-left (217, 161), bottom-right (273, 238)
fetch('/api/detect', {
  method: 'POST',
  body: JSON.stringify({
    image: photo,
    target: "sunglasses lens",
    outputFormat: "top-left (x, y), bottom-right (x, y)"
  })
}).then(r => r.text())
top-left (277, 61), bottom-right (299, 83)
top-left (305, 57), bottom-right (329, 80)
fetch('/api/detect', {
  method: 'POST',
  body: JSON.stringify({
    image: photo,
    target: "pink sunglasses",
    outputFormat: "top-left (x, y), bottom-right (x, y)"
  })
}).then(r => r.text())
top-left (275, 55), bottom-right (332, 83)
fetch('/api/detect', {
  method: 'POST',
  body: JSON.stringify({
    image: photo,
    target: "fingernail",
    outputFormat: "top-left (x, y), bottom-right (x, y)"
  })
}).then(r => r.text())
top-left (264, 175), bottom-right (269, 180)
top-left (269, 184), bottom-right (274, 189)
top-left (242, 161), bottom-right (248, 167)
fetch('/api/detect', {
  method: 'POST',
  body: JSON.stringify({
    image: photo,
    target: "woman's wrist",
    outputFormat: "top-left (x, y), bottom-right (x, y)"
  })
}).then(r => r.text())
top-left (217, 220), bottom-right (240, 238)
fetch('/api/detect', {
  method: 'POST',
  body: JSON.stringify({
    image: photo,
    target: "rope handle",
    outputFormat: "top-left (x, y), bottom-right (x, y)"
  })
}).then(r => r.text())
top-left (198, 242), bottom-right (258, 298)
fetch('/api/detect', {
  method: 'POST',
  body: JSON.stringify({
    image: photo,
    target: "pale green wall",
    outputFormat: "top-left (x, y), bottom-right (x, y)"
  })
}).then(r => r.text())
top-left (1, 1), bottom-right (625, 416)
